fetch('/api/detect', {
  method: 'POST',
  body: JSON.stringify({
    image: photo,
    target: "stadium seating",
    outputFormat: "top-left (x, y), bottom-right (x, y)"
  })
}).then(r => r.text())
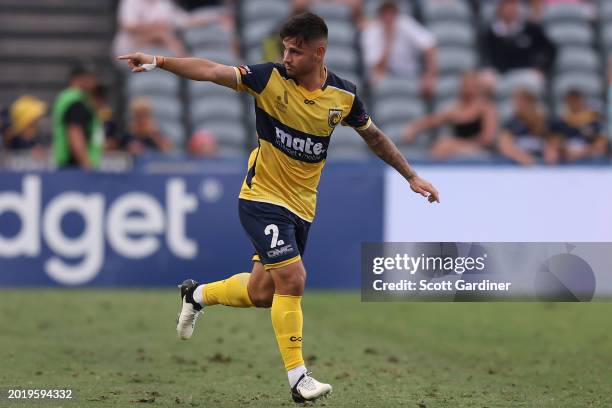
top-left (0, 0), bottom-right (116, 108)
top-left (542, 2), bottom-right (603, 112)
top-left (239, 0), bottom-right (290, 64)
top-left (187, 48), bottom-right (247, 156)
top-left (422, 0), bottom-right (471, 23)
top-left (2, 0), bottom-right (610, 163)
top-left (183, 23), bottom-right (234, 54)
top-left (425, 0), bottom-right (477, 112)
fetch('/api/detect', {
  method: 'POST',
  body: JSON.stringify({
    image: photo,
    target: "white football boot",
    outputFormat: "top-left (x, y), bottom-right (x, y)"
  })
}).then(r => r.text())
top-left (176, 279), bottom-right (203, 340)
top-left (291, 372), bottom-right (333, 403)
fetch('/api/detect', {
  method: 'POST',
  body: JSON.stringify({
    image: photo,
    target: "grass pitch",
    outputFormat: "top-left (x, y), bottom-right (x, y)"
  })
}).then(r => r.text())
top-left (0, 290), bottom-right (610, 407)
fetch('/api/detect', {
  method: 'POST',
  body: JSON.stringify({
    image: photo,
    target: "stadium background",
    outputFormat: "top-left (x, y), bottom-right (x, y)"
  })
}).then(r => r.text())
top-left (1, 0), bottom-right (611, 286)
top-left (1, 1), bottom-right (612, 407)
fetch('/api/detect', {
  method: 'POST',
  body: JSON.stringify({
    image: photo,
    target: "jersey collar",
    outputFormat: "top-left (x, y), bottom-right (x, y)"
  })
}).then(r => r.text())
top-left (294, 66), bottom-right (328, 100)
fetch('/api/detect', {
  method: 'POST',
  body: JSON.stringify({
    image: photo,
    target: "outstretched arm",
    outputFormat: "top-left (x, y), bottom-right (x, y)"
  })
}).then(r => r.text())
top-left (117, 52), bottom-right (237, 89)
top-left (357, 122), bottom-right (440, 203)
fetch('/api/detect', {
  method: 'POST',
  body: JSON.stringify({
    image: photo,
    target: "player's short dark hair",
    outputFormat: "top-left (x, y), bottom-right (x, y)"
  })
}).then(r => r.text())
top-left (279, 12), bottom-right (328, 45)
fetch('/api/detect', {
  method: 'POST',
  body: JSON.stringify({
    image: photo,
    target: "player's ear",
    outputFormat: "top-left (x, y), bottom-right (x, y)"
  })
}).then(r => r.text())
top-left (315, 45), bottom-right (326, 62)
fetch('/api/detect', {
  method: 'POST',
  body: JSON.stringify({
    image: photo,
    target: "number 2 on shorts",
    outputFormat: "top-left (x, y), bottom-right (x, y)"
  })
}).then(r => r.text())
top-left (265, 224), bottom-right (284, 248)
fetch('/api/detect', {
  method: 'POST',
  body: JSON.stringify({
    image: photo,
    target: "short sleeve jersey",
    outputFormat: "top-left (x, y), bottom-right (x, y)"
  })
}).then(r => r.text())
top-left (233, 62), bottom-right (372, 222)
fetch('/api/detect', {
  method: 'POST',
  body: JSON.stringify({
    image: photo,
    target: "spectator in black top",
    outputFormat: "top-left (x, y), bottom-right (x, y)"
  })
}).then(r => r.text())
top-left (552, 89), bottom-right (608, 162)
top-left (498, 89), bottom-right (559, 165)
top-left (481, 0), bottom-right (556, 93)
top-left (402, 72), bottom-right (498, 160)
top-left (3, 95), bottom-right (48, 157)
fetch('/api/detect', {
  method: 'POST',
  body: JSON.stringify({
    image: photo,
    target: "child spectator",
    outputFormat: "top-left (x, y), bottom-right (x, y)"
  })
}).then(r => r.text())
top-left (125, 98), bottom-right (172, 155)
top-left (498, 89), bottom-right (559, 165)
top-left (3, 95), bottom-right (48, 155)
top-left (552, 89), bottom-right (608, 162)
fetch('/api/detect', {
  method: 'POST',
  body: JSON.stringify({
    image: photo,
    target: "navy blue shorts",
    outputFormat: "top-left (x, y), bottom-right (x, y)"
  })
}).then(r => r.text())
top-left (238, 199), bottom-right (311, 269)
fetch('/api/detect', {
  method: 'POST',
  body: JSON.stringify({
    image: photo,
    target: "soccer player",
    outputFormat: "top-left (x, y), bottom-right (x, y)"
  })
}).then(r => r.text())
top-left (119, 12), bottom-right (439, 403)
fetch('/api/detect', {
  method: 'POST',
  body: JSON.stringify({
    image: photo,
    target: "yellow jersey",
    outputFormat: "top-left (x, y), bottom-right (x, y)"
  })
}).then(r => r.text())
top-left (232, 62), bottom-right (372, 222)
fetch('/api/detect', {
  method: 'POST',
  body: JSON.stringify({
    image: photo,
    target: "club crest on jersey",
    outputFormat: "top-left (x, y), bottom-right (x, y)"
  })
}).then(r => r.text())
top-left (328, 108), bottom-right (343, 128)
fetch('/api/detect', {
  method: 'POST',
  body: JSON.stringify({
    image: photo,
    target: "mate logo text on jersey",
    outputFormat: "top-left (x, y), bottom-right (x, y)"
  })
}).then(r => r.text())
top-left (328, 108), bottom-right (343, 128)
top-left (274, 127), bottom-right (327, 162)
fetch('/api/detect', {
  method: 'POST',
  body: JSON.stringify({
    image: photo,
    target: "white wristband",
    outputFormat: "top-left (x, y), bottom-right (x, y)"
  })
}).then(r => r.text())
top-left (141, 56), bottom-right (157, 72)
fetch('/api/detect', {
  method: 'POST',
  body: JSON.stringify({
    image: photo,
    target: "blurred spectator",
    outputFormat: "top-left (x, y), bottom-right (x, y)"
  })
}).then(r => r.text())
top-left (552, 89), bottom-right (608, 162)
top-left (113, 0), bottom-right (231, 60)
top-left (361, 1), bottom-right (437, 97)
top-left (263, 0), bottom-right (363, 62)
top-left (481, 0), bottom-right (556, 92)
top-left (402, 72), bottom-right (497, 160)
top-left (124, 98), bottom-right (172, 155)
top-left (2, 95), bottom-right (48, 156)
top-left (498, 89), bottom-right (559, 165)
top-left (51, 63), bottom-right (104, 169)
top-left (187, 130), bottom-right (218, 157)
top-left (92, 85), bottom-right (120, 151)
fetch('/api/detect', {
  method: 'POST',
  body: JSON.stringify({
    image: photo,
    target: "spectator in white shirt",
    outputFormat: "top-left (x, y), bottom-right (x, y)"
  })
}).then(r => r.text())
top-left (113, 0), bottom-right (230, 60)
top-left (361, 1), bottom-right (438, 97)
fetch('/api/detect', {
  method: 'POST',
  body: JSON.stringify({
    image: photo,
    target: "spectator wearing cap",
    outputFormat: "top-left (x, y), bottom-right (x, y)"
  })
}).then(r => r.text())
top-left (124, 98), bottom-right (172, 155)
top-left (51, 63), bottom-right (104, 169)
top-left (552, 89), bottom-right (608, 162)
top-left (361, 1), bottom-right (438, 97)
top-left (3, 95), bottom-right (48, 156)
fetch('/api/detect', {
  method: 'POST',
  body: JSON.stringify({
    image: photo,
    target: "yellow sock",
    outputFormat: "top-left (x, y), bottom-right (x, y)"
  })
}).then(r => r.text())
top-left (271, 294), bottom-right (304, 370)
top-left (202, 273), bottom-right (254, 308)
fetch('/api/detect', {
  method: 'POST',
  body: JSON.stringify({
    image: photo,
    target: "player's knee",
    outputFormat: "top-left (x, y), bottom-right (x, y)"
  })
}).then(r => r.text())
top-left (272, 265), bottom-right (306, 295)
top-left (249, 289), bottom-right (273, 308)
top-left (284, 276), bottom-right (305, 294)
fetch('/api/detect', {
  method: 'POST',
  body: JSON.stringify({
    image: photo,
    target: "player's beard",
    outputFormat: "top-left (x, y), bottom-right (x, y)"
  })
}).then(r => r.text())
top-left (287, 62), bottom-right (315, 80)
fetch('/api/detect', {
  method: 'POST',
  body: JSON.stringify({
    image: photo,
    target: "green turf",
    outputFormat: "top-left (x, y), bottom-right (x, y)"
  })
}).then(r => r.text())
top-left (0, 290), bottom-right (610, 408)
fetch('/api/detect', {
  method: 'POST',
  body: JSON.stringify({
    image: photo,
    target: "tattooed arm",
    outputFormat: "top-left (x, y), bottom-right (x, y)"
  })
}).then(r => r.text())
top-left (357, 122), bottom-right (440, 203)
